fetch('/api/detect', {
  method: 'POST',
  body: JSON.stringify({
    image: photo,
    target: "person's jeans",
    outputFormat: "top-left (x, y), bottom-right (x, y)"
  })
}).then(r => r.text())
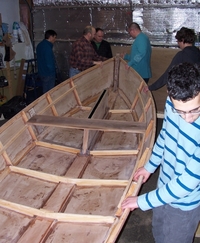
top-left (39, 76), bottom-right (55, 94)
top-left (69, 67), bottom-right (81, 77)
top-left (152, 204), bottom-right (200, 243)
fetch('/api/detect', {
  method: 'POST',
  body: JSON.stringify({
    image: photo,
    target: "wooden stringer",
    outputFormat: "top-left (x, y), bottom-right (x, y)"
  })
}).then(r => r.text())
top-left (70, 78), bottom-right (82, 107)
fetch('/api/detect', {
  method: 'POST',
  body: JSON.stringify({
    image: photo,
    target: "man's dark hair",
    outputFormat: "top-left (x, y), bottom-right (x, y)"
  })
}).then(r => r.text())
top-left (175, 27), bottom-right (195, 44)
top-left (167, 62), bottom-right (200, 101)
top-left (96, 27), bottom-right (103, 33)
top-left (128, 22), bottom-right (141, 31)
top-left (45, 30), bottom-right (57, 39)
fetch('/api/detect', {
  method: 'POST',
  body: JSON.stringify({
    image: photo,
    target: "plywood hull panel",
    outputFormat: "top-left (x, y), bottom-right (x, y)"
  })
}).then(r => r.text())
top-left (0, 57), bottom-right (156, 242)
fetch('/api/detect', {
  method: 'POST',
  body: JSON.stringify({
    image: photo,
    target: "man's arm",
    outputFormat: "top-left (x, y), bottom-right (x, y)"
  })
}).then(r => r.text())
top-left (138, 98), bottom-right (200, 210)
top-left (122, 147), bottom-right (200, 212)
top-left (138, 154), bottom-right (200, 211)
top-left (127, 36), bottom-right (149, 67)
top-left (92, 48), bottom-right (107, 62)
top-left (106, 42), bottom-right (113, 58)
top-left (121, 105), bottom-right (168, 212)
top-left (44, 48), bottom-right (55, 74)
top-left (72, 42), bottom-right (94, 68)
top-left (124, 53), bottom-right (131, 61)
top-left (148, 52), bottom-right (182, 91)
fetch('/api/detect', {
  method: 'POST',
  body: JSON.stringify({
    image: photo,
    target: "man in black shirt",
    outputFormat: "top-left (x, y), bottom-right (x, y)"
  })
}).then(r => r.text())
top-left (91, 28), bottom-right (113, 59)
top-left (145, 27), bottom-right (200, 92)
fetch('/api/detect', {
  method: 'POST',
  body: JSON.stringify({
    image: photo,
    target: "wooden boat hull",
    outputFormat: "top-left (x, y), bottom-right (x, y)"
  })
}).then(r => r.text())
top-left (0, 56), bottom-right (156, 242)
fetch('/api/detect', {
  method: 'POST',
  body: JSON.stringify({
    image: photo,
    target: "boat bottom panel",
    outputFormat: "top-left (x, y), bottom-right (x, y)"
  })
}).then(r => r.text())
top-left (93, 131), bottom-right (138, 150)
top-left (64, 186), bottom-right (124, 216)
top-left (44, 222), bottom-right (111, 243)
top-left (0, 207), bottom-right (32, 242)
top-left (38, 127), bottom-right (83, 149)
top-left (18, 146), bottom-right (76, 176)
top-left (0, 173), bottom-right (56, 208)
top-left (18, 217), bottom-right (53, 243)
top-left (82, 155), bottom-right (137, 180)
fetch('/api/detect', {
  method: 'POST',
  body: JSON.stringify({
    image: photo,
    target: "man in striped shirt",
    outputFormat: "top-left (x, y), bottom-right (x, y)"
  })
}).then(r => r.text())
top-left (122, 62), bottom-right (200, 243)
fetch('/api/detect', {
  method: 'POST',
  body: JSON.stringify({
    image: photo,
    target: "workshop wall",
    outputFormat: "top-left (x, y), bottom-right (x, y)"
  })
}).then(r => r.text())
top-left (32, 1), bottom-right (200, 79)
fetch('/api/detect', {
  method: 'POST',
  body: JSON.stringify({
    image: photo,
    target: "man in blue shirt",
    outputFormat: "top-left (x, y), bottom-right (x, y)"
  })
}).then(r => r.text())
top-left (122, 62), bottom-right (200, 243)
top-left (36, 30), bottom-right (57, 94)
top-left (123, 22), bottom-right (152, 83)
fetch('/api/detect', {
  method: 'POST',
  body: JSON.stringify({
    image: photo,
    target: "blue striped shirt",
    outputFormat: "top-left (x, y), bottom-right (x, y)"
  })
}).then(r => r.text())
top-left (138, 97), bottom-right (200, 211)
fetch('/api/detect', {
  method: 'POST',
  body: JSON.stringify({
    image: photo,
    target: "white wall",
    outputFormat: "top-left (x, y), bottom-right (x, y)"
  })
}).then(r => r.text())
top-left (0, 0), bottom-right (20, 32)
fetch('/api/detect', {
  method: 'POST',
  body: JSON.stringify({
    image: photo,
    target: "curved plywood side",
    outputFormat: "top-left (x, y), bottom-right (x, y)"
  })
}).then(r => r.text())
top-left (114, 57), bottom-right (156, 163)
top-left (72, 58), bottom-right (114, 102)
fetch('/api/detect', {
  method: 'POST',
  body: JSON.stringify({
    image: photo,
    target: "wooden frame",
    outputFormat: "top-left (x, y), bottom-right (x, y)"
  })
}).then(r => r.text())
top-left (0, 56), bottom-right (156, 242)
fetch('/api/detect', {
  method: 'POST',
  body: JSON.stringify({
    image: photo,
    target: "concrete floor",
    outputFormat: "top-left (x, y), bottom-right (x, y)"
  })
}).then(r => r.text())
top-left (116, 119), bottom-right (200, 243)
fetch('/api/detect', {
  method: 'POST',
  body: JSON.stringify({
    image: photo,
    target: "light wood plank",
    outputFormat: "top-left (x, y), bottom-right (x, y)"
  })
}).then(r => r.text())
top-left (106, 176), bottom-right (143, 243)
top-left (43, 183), bottom-right (75, 212)
top-left (17, 218), bottom-right (53, 243)
top-left (35, 140), bottom-right (81, 154)
top-left (82, 129), bottom-right (89, 154)
top-left (70, 78), bottom-right (82, 106)
top-left (90, 150), bottom-right (139, 156)
top-left (0, 199), bottom-right (115, 223)
top-left (109, 109), bottom-right (132, 114)
top-left (46, 93), bottom-right (59, 116)
top-left (10, 166), bottom-right (129, 186)
top-left (36, 85), bottom-right (77, 115)
top-left (65, 155), bottom-right (89, 178)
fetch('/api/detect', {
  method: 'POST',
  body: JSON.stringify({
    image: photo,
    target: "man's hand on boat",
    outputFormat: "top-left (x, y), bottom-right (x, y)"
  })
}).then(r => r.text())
top-left (120, 52), bottom-right (126, 59)
top-left (143, 85), bottom-right (149, 93)
top-left (121, 167), bottom-right (151, 211)
top-left (133, 166), bottom-right (151, 183)
top-left (125, 63), bottom-right (130, 71)
top-left (121, 196), bottom-right (138, 211)
top-left (93, 61), bottom-right (103, 66)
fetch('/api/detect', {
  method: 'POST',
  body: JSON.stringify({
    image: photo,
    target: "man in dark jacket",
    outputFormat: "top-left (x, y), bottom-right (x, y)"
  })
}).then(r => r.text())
top-left (91, 28), bottom-right (113, 59)
top-left (36, 29), bottom-right (57, 94)
top-left (146, 27), bottom-right (200, 91)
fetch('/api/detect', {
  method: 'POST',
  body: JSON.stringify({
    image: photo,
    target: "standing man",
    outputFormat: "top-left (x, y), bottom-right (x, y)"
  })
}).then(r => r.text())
top-left (36, 29), bottom-right (57, 94)
top-left (146, 27), bottom-right (200, 91)
top-left (123, 22), bottom-right (152, 83)
top-left (69, 26), bottom-right (107, 77)
top-left (91, 28), bottom-right (113, 58)
top-left (122, 62), bottom-right (200, 243)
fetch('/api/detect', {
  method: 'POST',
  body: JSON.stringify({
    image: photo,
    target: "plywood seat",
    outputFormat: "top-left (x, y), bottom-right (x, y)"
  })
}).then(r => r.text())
top-left (28, 115), bottom-right (146, 133)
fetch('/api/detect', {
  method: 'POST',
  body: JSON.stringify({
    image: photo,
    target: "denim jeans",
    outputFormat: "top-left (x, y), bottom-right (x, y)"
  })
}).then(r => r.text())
top-left (40, 75), bottom-right (55, 94)
top-left (69, 67), bottom-right (81, 77)
top-left (152, 204), bottom-right (200, 243)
